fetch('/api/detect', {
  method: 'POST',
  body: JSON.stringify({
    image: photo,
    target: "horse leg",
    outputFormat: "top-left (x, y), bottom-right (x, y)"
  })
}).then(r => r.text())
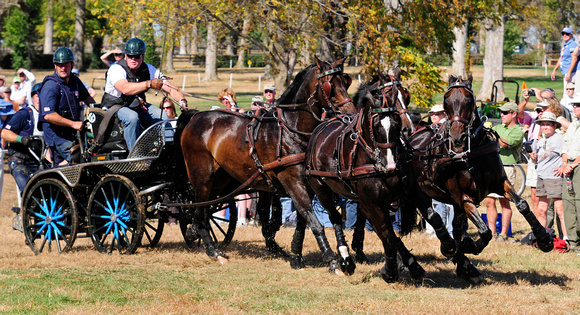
top-left (504, 180), bottom-right (553, 252)
top-left (352, 210), bottom-right (370, 264)
top-left (318, 193), bottom-right (355, 275)
top-left (455, 199), bottom-right (492, 255)
top-left (452, 251), bottom-right (482, 285)
top-left (257, 192), bottom-right (289, 258)
top-left (394, 237), bottom-right (425, 284)
top-left (290, 213), bottom-right (307, 269)
top-left (196, 205), bottom-right (228, 264)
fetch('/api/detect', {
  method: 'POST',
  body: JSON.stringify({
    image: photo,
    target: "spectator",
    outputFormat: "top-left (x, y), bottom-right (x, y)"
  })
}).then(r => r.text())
top-left (40, 47), bottom-right (95, 166)
top-left (160, 97), bottom-right (177, 119)
top-left (71, 69), bottom-right (97, 99)
top-left (263, 84), bottom-right (277, 107)
top-left (561, 82), bottom-right (576, 120)
top-left (100, 48), bottom-right (124, 67)
top-left (101, 38), bottom-right (186, 151)
top-left (16, 68), bottom-right (36, 107)
top-left (0, 75), bottom-right (5, 88)
top-left (1, 83), bottom-right (43, 192)
top-left (538, 98), bottom-right (570, 133)
top-left (217, 88), bottom-right (244, 113)
top-left (9, 76), bottom-right (26, 111)
top-left (483, 102), bottom-right (524, 241)
top-left (552, 27), bottom-right (578, 91)
top-left (530, 112), bottom-right (568, 242)
top-left (556, 96), bottom-right (580, 252)
top-left (0, 86), bottom-right (17, 148)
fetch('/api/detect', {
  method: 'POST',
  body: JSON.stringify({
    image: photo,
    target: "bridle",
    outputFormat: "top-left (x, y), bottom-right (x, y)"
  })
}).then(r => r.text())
top-left (444, 81), bottom-right (480, 154)
top-left (377, 75), bottom-right (414, 134)
top-left (308, 65), bottom-right (353, 120)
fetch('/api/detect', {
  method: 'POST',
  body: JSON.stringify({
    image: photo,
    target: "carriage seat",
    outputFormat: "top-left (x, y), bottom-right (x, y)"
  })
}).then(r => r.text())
top-left (83, 107), bottom-right (128, 160)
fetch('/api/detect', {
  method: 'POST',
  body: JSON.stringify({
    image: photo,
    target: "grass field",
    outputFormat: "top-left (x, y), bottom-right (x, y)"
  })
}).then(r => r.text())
top-left (1, 66), bottom-right (579, 313)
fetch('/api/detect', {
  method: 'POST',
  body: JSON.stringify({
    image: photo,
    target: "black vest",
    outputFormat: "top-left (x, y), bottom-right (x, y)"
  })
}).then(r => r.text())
top-left (101, 59), bottom-right (151, 108)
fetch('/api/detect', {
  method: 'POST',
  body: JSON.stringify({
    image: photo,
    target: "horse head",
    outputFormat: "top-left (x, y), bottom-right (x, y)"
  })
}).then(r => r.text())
top-left (444, 74), bottom-right (478, 152)
top-left (313, 56), bottom-right (356, 115)
top-left (354, 78), bottom-right (401, 171)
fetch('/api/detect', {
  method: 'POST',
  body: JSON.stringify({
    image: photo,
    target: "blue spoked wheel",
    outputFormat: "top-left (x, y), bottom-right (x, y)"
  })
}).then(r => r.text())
top-left (87, 175), bottom-right (145, 254)
top-left (22, 178), bottom-right (79, 254)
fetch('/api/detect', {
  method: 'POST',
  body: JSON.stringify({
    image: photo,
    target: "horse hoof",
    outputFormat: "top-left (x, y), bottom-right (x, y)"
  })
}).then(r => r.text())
top-left (329, 260), bottom-right (342, 275)
top-left (339, 255), bottom-right (356, 276)
top-left (290, 255), bottom-right (305, 270)
top-left (440, 240), bottom-right (457, 258)
top-left (456, 260), bottom-right (482, 284)
top-left (217, 256), bottom-right (228, 265)
top-left (380, 265), bottom-right (399, 283)
top-left (408, 262), bottom-right (425, 284)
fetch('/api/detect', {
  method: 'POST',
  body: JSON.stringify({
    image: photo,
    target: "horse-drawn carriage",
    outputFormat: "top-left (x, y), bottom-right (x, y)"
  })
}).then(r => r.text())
top-left (17, 106), bottom-right (237, 255)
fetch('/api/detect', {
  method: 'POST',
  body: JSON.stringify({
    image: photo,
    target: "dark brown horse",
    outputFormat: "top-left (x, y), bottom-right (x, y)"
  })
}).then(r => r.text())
top-left (178, 57), bottom-right (357, 266)
top-left (407, 74), bottom-right (553, 283)
top-left (304, 75), bottom-right (457, 282)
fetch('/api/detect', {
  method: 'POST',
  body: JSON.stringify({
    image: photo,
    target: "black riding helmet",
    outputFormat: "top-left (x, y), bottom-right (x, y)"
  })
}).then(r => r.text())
top-left (31, 83), bottom-right (42, 96)
top-left (53, 47), bottom-right (74, 63)
top-left (124, 38), bottom-right (146, 55)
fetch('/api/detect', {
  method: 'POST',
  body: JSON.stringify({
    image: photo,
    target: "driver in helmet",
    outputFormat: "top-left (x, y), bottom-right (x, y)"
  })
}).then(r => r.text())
top-left (39, 47), bottom-right (95, 166)
top-left (101, 37), bottom-right (187, 151)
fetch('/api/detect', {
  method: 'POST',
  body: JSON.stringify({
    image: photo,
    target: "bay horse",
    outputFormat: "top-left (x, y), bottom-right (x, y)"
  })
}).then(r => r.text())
top-left (178, 57), bottom-right (357, 268)
top-left (304, 75), bottom-right (457, 282)
top-left (407, 74), bottom-right (553, 283)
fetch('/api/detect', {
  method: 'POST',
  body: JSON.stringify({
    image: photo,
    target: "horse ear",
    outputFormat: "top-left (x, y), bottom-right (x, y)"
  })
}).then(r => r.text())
top-left (448, 74), bottom-right (457, 85)
top-left (343, 73), bottom-right (352, 88)
top-left (337, 56), bottom-right (347, 68)
top-left (314, 55), bottom-right (325, 69)
top-left (466, 73), bottom-right (473, 86)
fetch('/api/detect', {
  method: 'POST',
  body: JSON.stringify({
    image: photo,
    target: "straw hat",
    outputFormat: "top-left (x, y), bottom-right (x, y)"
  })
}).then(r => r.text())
top-left (535, 111), bottom-right (561, 128)
top-left (429, 104), bottom-right (444, 113)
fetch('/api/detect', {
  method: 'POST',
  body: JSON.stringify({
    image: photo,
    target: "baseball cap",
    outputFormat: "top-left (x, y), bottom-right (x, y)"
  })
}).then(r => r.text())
top-left (13, 76), bottom-right (21, 83)
top-left (497, 102), bottom-right (518, 112)
top-left (264, 84), bottom-right (275, 92)
top-left (0, 86), bottom-right (10, 94)
top-left (562, 27), bottom-right (573, 34)
top-left (71, 68), bottom-right (80, 75)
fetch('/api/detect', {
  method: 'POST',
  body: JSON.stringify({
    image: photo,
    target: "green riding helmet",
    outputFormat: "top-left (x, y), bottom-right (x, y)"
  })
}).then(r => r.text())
top-left (31, 83), bottom-right (42, 96)
top-left (124, 38), bottom-right (146, 55)
top-left (53, 47), bottom-right (75, 63)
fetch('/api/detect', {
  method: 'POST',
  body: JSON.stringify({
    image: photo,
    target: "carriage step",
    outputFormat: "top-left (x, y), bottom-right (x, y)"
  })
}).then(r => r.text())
top-left (12, 213), bottom-right (23, 233)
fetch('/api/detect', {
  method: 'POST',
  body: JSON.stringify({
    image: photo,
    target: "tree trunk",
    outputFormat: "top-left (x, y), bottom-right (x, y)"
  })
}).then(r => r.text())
top-left (179, 31), bottom-right (187, 55)
top-left (204, 20), bottom-right (218, 82)
top-left (235, 16), bottom-right (250, 69)
top-left (452, 22), bottom-right (468, 79)
top-left (191, 22), bottom-right (199, 55)
top-left (225, 31), bottom-right (236, 56)
top-left (164, 46), bottom-right (175, 74)
top-left (477, 16), bottom-right (505, 101)
top-left (43, 1), bottom-right (54, 55)
top-left (73, 0), bottom-right (86, 69)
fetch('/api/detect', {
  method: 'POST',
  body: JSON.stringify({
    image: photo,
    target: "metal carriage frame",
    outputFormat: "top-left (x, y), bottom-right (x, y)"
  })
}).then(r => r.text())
top-left (19, 119), bottom-right (237, 255)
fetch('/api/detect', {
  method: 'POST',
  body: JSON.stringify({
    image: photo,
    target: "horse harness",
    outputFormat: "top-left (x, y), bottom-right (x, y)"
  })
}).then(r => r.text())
top-left (243, 65), bottom-right (354, 193)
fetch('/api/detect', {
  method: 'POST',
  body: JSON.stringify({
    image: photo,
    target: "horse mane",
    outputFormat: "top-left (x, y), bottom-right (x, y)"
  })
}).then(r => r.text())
top-left (277, 64), bottom-right (317, 104)
top-left (352, 79), bottom-right (379, 109)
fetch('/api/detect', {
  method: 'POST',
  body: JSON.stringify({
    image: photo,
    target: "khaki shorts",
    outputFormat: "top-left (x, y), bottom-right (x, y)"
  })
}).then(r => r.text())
top-left (536, 177), bottom-right (563, 199)
top-left (488, 166), bottom-right (516, 198)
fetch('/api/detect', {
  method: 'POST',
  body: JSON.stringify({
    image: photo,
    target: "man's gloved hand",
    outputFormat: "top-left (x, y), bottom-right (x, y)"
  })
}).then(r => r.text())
top-left (150, 78), bottom-right (164, 90)
top-left (18, 135), bottom-right (34, 147)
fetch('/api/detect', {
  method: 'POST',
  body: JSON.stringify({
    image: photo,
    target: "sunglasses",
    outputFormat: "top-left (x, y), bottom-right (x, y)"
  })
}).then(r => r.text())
top-left (114, 53), bottom-right (124, 57)
top-left (535, 108), bottom-right (545, 113)
top-left (264, 90), bottom-right (274, 94)
top-left (566, 88), bottom-right (575, 91)
top-left (500, 111), bottom-right (513, 115)
top-left (562, 32), bottom-right (571, 36)
top-left (126, 54), bottom-right (141, 59)
top-left (163, 106), bottom-right (173, 110)
top-left (573, 104), bottom-right (580, 108)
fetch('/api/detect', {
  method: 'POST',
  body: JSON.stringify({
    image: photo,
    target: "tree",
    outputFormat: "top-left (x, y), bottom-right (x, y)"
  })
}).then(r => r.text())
top-left (204, 19), bottom-right (218, 81)
top-left (73, 0), bottom-right (86, 69)
top-left (452, 22), bottom-right (469, 79)
top-left (478, 16), bottom-right (506, 101)
top-left (43, 0), bottom-right (54, 54)
top-left (2, 0), bottom-right (43, 69)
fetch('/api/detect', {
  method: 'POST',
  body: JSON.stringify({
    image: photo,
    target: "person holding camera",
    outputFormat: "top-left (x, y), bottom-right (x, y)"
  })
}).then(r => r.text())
top-left (2, 83), bottom-right (43, 192)
top-left (217, 88), bottom-right (244, 113)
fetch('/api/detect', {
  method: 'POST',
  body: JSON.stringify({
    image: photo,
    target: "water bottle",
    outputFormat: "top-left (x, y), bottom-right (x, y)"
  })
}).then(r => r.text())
top-left (566, 176), bottom-right (575, 196)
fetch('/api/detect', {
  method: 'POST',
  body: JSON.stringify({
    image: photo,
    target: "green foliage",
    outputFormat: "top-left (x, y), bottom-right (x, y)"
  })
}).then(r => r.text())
top-left (396, 46), bottom-right (446, 110)
top-left (141, 25), bottom-right (160, 68)
top-left (2, 0), bottom-right (44, 69)
top-left (504, 20), bottom-right (523, 60)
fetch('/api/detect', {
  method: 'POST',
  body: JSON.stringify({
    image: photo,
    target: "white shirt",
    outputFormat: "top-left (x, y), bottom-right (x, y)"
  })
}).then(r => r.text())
top-left (104, 63), bottom-right (163, 98)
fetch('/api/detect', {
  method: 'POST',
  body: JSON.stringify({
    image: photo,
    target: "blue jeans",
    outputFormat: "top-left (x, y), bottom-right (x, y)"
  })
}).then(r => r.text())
top-left (52, 140), bottom-right (74, 164)
top-left (117, 103), bottom-right (167, 151)
top-left (433, 200), bottom-right (454, 235)
top-left (312, 196), bottom-right (333, 228)
top-left (8, 158), bottom-right (38, 192)
top-left (280, 197), bottom-right (296, 223)
top-left (343, 199), bottom-right (373, 231)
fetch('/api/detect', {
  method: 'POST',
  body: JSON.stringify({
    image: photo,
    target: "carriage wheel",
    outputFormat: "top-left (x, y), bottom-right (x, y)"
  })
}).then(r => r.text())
top-left (179, 200), bottom-right (238, 250)
top-left (141, 200), bottom-right (165, 248)
top-left (22, 178), bottom-right (78, 254)
top-left (87, 175), bottom-right (145, 254)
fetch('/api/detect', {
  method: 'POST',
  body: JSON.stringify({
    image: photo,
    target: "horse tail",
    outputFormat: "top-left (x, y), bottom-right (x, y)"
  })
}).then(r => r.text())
top-left (173, 109), bottom-right (199, 186)
top-left (397, 199), bottom-right (418, 236)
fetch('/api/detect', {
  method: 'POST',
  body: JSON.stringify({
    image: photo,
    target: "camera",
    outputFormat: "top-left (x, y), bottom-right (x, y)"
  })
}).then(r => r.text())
top-left (527, 89), bottom-right (535, 97)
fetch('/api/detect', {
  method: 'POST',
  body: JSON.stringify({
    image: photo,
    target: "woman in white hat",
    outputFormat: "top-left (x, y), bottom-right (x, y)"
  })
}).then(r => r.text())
top-left (538, 98), bottom-right (570, 133)
top-left (530, 111), bottom-right (568, 240)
